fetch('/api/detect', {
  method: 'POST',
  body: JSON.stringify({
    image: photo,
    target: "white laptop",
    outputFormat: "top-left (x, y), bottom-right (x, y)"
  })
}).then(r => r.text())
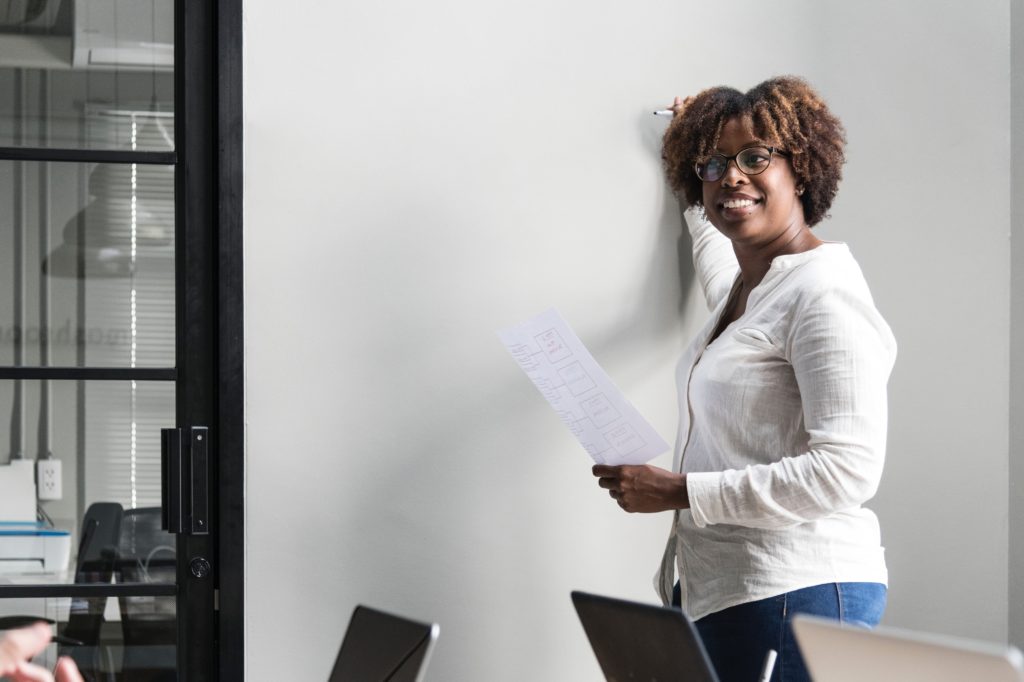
top-left (792, 614), bottom-right (1024, 682)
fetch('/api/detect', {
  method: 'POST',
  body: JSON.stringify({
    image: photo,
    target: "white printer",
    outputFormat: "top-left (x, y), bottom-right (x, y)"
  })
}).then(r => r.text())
top-left (0, 524), bottom-right (71, 573)
top-left (0, 460), bottom-right (71, 573)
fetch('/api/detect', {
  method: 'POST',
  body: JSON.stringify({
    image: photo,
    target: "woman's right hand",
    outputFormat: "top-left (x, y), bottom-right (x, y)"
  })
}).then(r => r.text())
top-left (669, 96), bottom-right (691, 117)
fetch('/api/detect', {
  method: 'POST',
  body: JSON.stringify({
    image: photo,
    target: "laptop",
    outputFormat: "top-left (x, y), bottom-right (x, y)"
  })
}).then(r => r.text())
top-left (571, 590), bottom-right (719, 682)
top-left (328, 605), bottom-right (440, 682)
top-left (792, 614), bottom-right (1024, 682)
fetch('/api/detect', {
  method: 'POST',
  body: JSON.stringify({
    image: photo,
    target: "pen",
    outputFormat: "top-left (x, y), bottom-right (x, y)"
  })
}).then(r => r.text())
top-left (51, 634), bottom-right (84, 647)
top-left (0, 617), bottom-right (83, 647)
top-left (653, 109), bottom-right (674, 117)
top-left (758, 649), bottom-right (778, 682)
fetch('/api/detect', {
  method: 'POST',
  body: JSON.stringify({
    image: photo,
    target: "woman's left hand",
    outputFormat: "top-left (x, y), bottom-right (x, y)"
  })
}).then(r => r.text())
top-left (592, 464), bottom-right (689, 513)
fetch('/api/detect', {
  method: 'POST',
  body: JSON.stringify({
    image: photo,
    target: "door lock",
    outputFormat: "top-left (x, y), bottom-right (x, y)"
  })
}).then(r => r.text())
top-left (190, 557), bottom-right (212, 579)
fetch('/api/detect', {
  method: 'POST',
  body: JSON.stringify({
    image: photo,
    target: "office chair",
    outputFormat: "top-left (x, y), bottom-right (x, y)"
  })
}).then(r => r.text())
top-left (61, 502), bottom-right (124, 682)
top-left (116, 507), bottom-right (176, 682)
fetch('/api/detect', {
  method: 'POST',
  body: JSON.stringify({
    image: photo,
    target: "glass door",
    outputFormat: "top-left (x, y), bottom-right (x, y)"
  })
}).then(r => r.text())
top-left (0, 0), bottom-right (238, 678)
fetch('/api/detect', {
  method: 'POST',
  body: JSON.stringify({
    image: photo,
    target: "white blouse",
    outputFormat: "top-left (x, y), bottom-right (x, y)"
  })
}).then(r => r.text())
top-left (656, 209), bottom-right (897, 620)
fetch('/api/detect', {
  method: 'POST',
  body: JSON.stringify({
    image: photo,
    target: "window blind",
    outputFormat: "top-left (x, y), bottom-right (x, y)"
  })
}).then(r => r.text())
top-left (82, 107), bottom-right (175, 510)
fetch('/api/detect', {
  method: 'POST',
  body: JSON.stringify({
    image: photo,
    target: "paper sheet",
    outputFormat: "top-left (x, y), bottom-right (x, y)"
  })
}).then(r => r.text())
top-left (0, 460), bottom-right (37, 522)
top-left (498, 309), bottom-right (670, 465)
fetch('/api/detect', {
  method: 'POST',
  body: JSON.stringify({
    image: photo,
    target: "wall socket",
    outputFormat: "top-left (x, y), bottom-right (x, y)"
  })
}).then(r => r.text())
top-left (37, 459), bottom-right (62, 501)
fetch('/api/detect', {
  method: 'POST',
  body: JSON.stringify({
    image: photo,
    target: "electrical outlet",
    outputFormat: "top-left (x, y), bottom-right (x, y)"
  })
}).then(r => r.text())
top-left (37, 459), bottom-right (62, 501)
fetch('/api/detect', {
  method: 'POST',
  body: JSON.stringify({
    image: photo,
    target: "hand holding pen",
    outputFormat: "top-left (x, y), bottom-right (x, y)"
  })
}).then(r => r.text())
top-left (0, 621), bottom-right (84, 682)
top-left (653, 96), bottom-right (687, 117)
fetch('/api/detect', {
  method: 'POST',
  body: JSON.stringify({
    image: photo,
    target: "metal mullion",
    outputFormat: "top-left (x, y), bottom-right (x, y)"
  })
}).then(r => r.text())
top-left (0, 367), bottom-right (177, 381)
top-left (0, 147), bottom-right (176, 165)
top-left (0, 583), bottom-right (176, 599)
top-left (10, 71), bottom-right (26, 461)
top-left (38, 71), bottom-right (52, 459)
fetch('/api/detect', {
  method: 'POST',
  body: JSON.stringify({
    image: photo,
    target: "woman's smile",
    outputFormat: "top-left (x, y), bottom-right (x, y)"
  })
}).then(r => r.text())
top-left (717, 192), bottom-right (762, 219)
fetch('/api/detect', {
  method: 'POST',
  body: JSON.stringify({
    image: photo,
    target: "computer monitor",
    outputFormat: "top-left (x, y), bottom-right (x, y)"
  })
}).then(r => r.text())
top-left (328, 605), bottom-right (440, 682)
top-left (571, 590), bottom-right (719, 682)
top-left (792, 614), bottom-right (1024, 682)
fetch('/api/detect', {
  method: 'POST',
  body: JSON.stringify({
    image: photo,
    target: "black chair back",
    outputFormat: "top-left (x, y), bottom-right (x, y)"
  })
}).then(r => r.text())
top-left (62, 501), bottom-right (124, 682)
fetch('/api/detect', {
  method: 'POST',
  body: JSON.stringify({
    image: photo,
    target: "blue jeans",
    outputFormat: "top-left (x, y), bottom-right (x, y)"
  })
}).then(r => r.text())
top-left (673, 582), bottom-right (886, 682)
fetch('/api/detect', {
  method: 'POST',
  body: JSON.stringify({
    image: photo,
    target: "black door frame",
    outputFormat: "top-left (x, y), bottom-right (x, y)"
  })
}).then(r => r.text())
top-left (177, 0), bottom-right (244, 678)
top-left (0, 0), bottom-right (245, 678)
top-left (214, 0), bottom-right (244, 678)
top-left (176, 0), bottom-right (245, 677)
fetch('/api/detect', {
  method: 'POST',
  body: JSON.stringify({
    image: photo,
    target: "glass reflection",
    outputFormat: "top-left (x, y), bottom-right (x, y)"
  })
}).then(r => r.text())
top-left (0, 380), bottom-right (174, 582)
top-left (0, 592), bottom-right (177, 679)
top-left (0, 0), bottom-right (174, 151)
top-left (0, 159), bottom-right (175, 368)
top-left (0, 399), bottom-right (178, 674)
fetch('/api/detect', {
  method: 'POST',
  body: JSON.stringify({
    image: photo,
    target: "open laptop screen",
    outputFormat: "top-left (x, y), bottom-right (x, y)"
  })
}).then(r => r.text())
top-left (571, 590), bottom-right (719, 682)
top-left (793, 614), bottom-right (1024, 682)
top-left (328, 605), bottom-right (440, 682)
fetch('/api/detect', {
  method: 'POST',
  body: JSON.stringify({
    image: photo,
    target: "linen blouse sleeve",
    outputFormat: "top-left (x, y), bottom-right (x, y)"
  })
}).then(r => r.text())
top-left (686, 281), bottom-right (897, 529)
top-left (684, 206), bottom-right (738, 311)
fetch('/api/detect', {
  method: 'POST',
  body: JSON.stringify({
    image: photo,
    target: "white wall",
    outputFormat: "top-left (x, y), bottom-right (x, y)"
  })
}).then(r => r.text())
top-left (1011, 0), bottom-right (1024, 648)
top-left (244, 1), bottom-right (1012, 679)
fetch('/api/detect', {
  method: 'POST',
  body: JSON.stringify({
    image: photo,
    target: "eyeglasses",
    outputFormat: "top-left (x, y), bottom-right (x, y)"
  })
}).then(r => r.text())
top-left (694, 146), bottom-right (789, 182)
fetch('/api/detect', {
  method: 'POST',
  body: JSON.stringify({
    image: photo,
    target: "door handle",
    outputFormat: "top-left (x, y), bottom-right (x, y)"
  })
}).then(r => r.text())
top-left (161, 426), bottom-right (209, 535)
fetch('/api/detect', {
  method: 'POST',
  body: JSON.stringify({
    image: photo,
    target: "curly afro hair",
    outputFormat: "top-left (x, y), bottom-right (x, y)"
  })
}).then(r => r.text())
top-left (662, 76), bottom-right (846, 227)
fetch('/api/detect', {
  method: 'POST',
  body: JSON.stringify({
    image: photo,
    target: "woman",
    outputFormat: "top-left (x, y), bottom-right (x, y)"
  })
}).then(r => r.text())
top-left (592, 76), bottom-right (896, 682)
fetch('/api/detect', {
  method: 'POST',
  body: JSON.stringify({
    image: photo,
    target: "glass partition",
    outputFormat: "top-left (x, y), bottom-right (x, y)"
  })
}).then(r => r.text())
top-left (0, 379), bottom-right (175, 580)
top-left (0, 0), bottom-right (174, 151)
top-left (0, 591), bottom-right (176, 680)
top-left (0, 159), bottom-right (175, 368)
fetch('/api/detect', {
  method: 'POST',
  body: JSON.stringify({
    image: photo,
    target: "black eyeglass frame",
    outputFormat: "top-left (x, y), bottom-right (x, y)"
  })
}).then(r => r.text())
top-left (695, 146), bottom-right (789, 182)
